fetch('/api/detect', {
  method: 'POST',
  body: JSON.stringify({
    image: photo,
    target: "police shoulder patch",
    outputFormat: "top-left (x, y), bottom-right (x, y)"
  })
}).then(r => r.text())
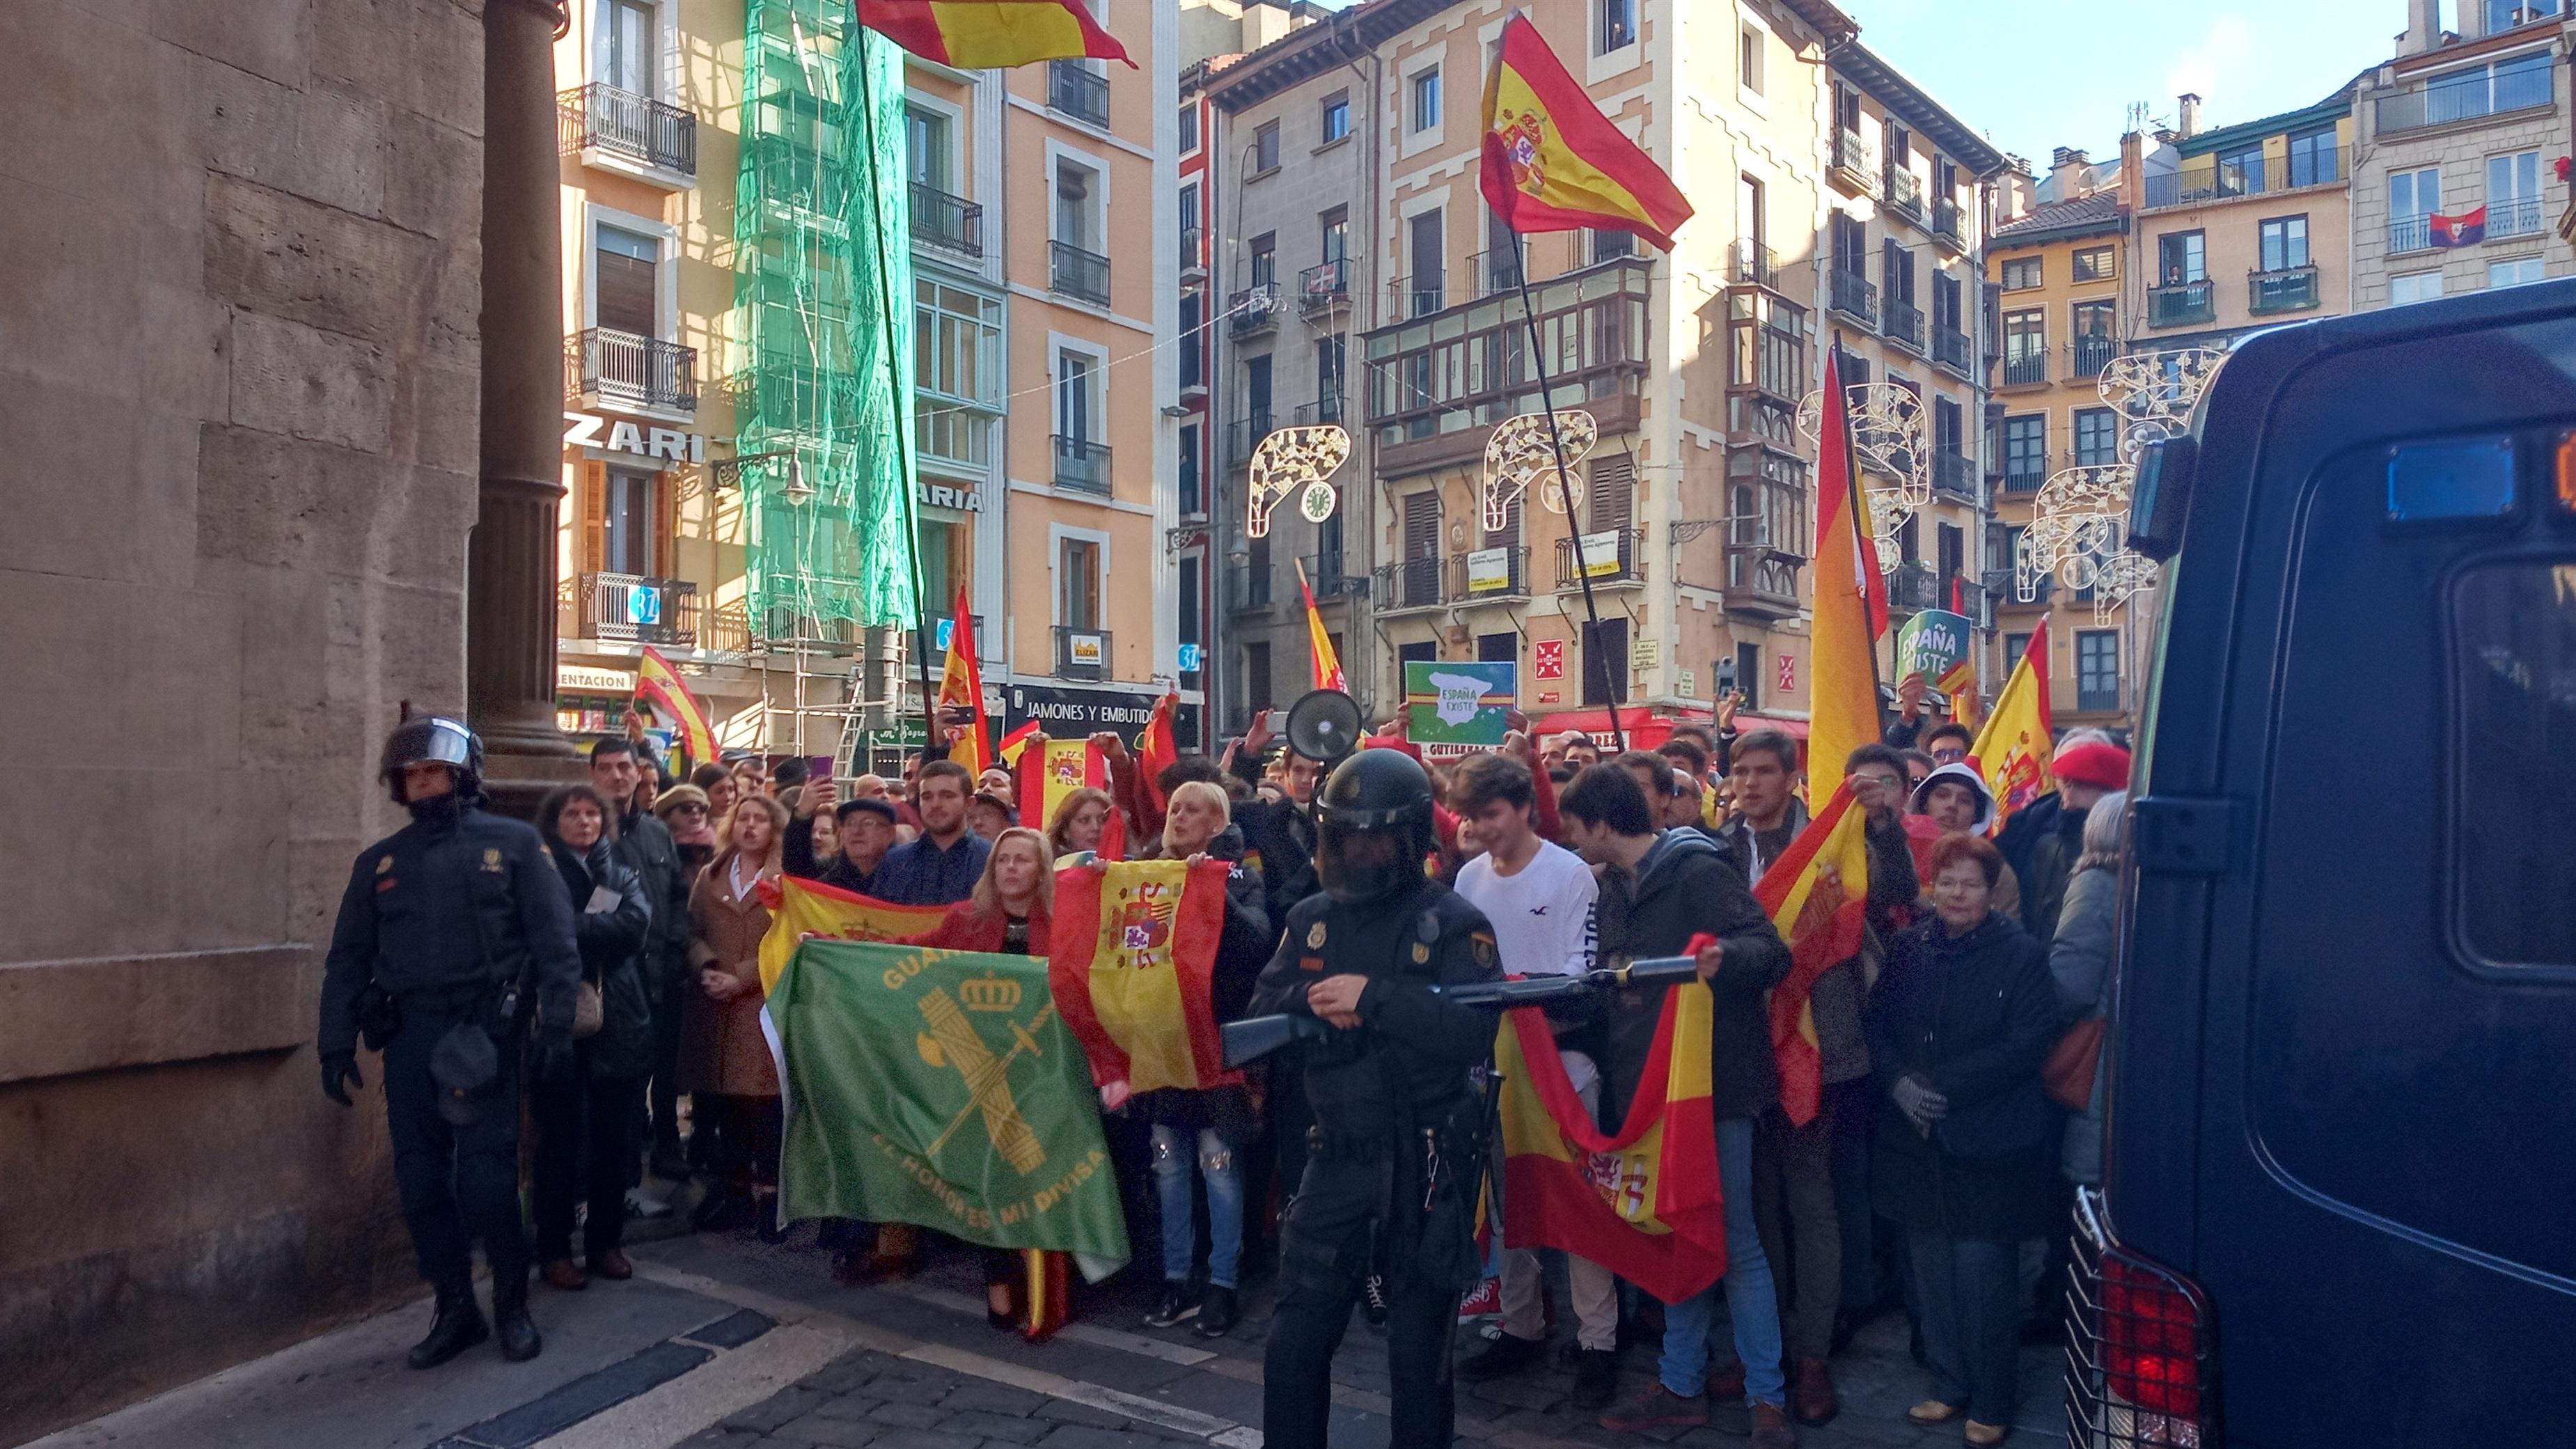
top-left (377, 855), bottom-right (394, 875)
top-left (1306, 919), bottom-right (1328, 949)
top-left (1411, 940), bottom-right (1432, 964)
top-left (1471, 932), bottom-right (1499, 969)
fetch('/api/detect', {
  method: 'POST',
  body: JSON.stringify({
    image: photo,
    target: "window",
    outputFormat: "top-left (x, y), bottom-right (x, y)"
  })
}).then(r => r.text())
top-left (2004, 308), bottom-right (2045, 364)
top-left (2003, 414), bottom-right (2047, 489)
top-left (1178, 102), bottom-right (1198, 154)
top-left (1178, 290), bottom-right (1202, 385)
top-left (1244, 353), bottom-right (1272, 426)
top-left (1177, 556), bottom-right (1200, 673)
top-left (2072, 246), bottom-right (2115, 282)
top-left (1734, 643), bottom-right (1761, 712)
top-left (2215, 141), bottom-right (2265, 196)
top-left (599, 0), bottom-right (656, 95)
top-left (1934, 395), bottom-right (1964, 455)
top-left (1321, 208), bottom-right (1348, 265)
top-left (2259, 216), bottom-right (2310, 272)
top-left (2157, 230), bottom-right (2206, 285)
top-left (1178, 182), bottom-right (1200, 246)
top-left (1242, 642), bottom-right (1273, 715)
top-left (1936, 522), bottom-right (1963, 589)
top-left (2391, 269), bottom-right (2445, 305)
top-left (1253, 120), bottom-right (1280, 173)
top-left (2488, 150), bottom-right (2542, 236)
top-left (2485, 0), bottom-right (2563, 31)
top-left (2490, 255), bottom-right (2547, 288)
top-left (593, 224), bottom-right (659, 337)
top-left (2390, 166), bottom-right (2440, 251)
top-left (601, 466), bottom-right (654, 574)
top-left (915, 280), bottom-right (1001, 466)
top-left (2002, 630), bottom-right (2032, 666)
top-left (1831, 212), bottom-right (1867, 276)
top-left (1739, 24), bottom-right (1764, 95)
top-left (2074, 408), bottom-right (2119, 467)
top-left (904, 106), bottom-right (952, 189)
top-left (2288, 127), bottom-right (2338, 187)
top-left (1178, 424), bottom-right (1201, 515)
top-left (1250, 231), bottom-right (1277, 289)
top-left (1056, 349), bottom-right (1097, 443)
top-left (1411, 67), bottom-right (1441, 132)
top-left (2076, 629), bottom-right (2121, 712)
top-left (1315, 335), bottom-right (1346, 415)
top-left (2454, 561), bottom-right (2576, 965)
top-left (1592, 229), bottom-right (1637, 263)
top-left (2001, 256), bottom-right (2042, 290)
top-left (1321, 91), bottom-right (1349, 144)
top-left (1406, 207), bottom-right (1443, 314)
top-left (1054, 159), bottom-right (1100, 250)
top-left (1598, 0), bottom-right (1636, 53)
top-left (1060, 538), bottom-right (1101, 630)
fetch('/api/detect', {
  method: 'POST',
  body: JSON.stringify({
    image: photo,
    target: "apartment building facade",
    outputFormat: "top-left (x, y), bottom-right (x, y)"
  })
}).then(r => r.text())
top-left (2352, 1), bottom-right (2573, 309)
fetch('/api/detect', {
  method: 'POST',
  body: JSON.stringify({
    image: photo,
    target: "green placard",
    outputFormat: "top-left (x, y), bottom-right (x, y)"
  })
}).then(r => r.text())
top-left (1897, 608), bottom-right (1971, 687)
top-left (1405, 660), bottom-right (1516, 746)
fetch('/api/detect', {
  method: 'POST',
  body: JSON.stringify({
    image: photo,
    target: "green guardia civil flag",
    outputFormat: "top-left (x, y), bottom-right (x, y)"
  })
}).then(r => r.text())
top-left (769, 940), bottom-right (1129, 1278)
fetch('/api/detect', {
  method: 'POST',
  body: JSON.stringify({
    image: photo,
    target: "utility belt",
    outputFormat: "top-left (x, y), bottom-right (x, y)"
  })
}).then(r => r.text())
top-left (366, 972), bottom-right (526, 1049)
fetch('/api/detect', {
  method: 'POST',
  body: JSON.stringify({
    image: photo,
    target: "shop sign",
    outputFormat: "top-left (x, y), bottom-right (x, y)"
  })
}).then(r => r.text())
top-left (1631, 636), bottom-right (1660, 671)
top-left (564, 411), bottom-right (707, 464)
top-left (558, 664), bottom-right (637, 694)
top-left (917, 482), bottom-right (984, 512)
top-left (1003, 684), bottom-right (1206, 751)
top-left (1466, 547), bottom-right (1514, 593)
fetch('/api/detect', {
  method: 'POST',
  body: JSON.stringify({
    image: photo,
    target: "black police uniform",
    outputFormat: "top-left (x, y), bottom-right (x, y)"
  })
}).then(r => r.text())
top-left (1248, 878), bottom-right (1503, 1449)
top-left (320, 803), bottom-right (581, 1304)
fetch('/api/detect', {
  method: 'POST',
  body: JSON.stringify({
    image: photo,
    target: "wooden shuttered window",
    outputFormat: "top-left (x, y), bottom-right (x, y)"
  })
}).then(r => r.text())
top-left (582, 460), bottom-right (608, 575)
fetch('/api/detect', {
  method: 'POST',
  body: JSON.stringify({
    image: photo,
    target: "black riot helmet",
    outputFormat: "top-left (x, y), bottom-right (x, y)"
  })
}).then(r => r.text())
top-left (379, 715), bottom-right (485, 804)
top-left (1314, 747), bottom-right (1436, 904)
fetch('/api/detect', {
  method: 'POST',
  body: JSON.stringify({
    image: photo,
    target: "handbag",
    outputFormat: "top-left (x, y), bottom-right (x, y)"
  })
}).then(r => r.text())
top-left (572, 979), bottom-right (604, 1039)
top-left (2043, 1015), bottom-right (2103, 1111)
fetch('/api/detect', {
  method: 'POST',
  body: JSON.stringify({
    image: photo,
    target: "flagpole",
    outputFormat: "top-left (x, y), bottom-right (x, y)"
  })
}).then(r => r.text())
top-left (1510, 230), bottom-right (1626, 755)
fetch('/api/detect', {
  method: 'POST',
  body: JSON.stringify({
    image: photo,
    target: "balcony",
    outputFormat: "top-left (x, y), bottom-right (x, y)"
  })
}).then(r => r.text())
top-left (1730, 240), bottom-right (1785, 292)
top-left (1883, 164), bottom-right (1925, 224)
top-left (2072, 333), bottom-right (2116, 378)
top-left (1052, 625), bottom-right (1112, 681)
top-left (1386, 272), bottom-right (1446, 319)
top-left (1050, 240), bottom-right (1112, 306)
top-left (1468, 249), bottom-right (1523, 301)
top-left (2388, 214), bottom-right (2433, 253)
top-left (1933, 198), bottom-right (1966, 251)
top-left (2491, 195), bottom-right (2547, 239)
top-left (2249, 263), bottom-right (2320, 315)
top-left (2147, 278), bottom-right (2215, 329)
top-left (2077, 675), bottom-right (2123, 714)
top-left (1554, 528), bottom-right (1645, 589)
top-left (1934, 324), bottom-right (1972, 375)
top-left (1295, 394), bottom-right (1344, 427)
top-left (1452, 546), bottom-right (1530, 602)
top-left (1932, 450), bottom-right (1976, 501)
top-left (2003, 453), bottom-right (2050, 493)
top-left (1049, 61), bottom-right (1110, 128)
top-left (1051, 434), bottom-right (1110, 494)
top-left (1724, 547), bottom-right (1804, 620)
top-left (1226, 410), bottom-right (1277, 467)
top-left (565, 328), bottom-right (698, 415)
top-left (1372, 556), bottom-right (1445, 613)
top-left (559, 83), bottom-right (696, 181)
top-left (1829, 268), bottom-right (1878, 327)
top-left (577, 572), bottom-right (698, 646)
top-left (2375, 63), bottom-right (2552, 136)
top-left (913, 613), bottom-right (985, 665)
top-left (1883, 295), bottom-right (1925, 353)
top-left (1302, 555), bottom-right (1369, 602)
top-left (1230, 283), bottom-right (1282, 336)
top-left (2144, 159), bottom-right (2261, 210)
top-left (1179, 225), bottom-right (1205, 276)
top-left (1829, 129), bottom-right (1874, 196)
top-left (909, 182), bottom-right (983, 258)
top-left (1298, 259), bottom-right (1352, 313)
top-left (2000, 351), bottom-right (2047, 389)
top-left (1887, 561), bottom-right (1940, 614)
top-left (1227, 565), bottom-right (1273, 613)
top-left (1729, 293), bottom-right (1809, 408)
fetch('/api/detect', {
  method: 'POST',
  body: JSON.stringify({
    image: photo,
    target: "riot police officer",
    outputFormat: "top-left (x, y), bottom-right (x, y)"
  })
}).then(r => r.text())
top-left (318, 717), bottom-right (582, 1368)
top-left (1248, 747), bottom-right (1503, 1448)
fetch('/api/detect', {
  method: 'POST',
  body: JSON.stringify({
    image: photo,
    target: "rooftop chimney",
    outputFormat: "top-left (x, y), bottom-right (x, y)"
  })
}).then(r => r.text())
top-left (2048, 147), bottom-right (2093, 200)
top-left (2402, 0), bottom-right (2441, 55)
top-left (2176, 93), bottom-right (2203, 139)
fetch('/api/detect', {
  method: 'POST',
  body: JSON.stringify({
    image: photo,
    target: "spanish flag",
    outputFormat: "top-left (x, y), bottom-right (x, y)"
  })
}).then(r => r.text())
top-left (1972, 618), bottom-right (2055, 831)
top-left (636, 646), bottom-right (716, 767)
top-left (857, 1), bottom-right (1134, 70)
top-left (937, 586), bottom-right (991, 774)
top-left (753, 875), bottom-right (948, 996)
top-left (1135, 689), bottom-right (1179, 815)
top-left (1018, 738), bottom-right (1106, 837)
top-left (1808, 345), bottom-right (1887, 785)
top-left (1294, 558), bottom-right (1346, 693)
top-left (1479, 14), bottom-right (1693, 251)
top-left (1049, 859), bottom-right (1237, 1096)
top-left (1496, 987), bottom-right (1727, 1303)
top-left (1754, 782), bottom-right (1874, 1127)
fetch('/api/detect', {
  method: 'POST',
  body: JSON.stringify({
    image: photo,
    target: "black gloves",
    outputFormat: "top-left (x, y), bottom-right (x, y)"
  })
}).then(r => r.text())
top-left (534, 1037), bottom-right (578, 1083)
top-left (321, 1051), bottom-right (363, 1106)
top-left (1892, 1072), bottom-right (1949, 1131)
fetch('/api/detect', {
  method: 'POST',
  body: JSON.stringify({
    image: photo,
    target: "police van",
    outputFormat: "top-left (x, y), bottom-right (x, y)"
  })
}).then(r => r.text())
top-left (2070, 280), bottom-right (2576, 1445)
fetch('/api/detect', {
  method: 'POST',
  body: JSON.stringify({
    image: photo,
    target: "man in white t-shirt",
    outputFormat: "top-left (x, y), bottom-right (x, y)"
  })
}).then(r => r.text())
top-left (1447, 752), bottom-right (1624, 1411)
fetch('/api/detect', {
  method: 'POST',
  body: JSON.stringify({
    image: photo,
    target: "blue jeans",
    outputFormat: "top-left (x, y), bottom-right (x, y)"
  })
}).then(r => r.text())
top-left (1658, 1117), bottom-right (1787, 1407)
top-left (1152, 1124), bottom-right (1243, 1289)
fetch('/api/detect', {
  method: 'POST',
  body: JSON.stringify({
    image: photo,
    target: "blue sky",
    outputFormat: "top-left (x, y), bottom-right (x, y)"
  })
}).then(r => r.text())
top-left (1841, 0), bottom-right (2398, 167)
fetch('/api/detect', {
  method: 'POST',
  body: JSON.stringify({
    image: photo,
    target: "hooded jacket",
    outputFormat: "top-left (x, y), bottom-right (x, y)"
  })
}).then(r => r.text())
top-left (1592, 828), bottom-right (1791, 1123)
top-left (1908, 765), bottom-right (2023, 921)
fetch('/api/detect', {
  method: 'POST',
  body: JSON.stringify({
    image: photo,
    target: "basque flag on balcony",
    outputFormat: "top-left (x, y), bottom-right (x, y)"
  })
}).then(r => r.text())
top-left (2430, 205), bottom-right (2487, 247)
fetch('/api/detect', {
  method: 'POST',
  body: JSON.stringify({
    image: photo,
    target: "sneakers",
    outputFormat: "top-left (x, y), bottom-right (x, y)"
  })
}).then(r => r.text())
top-left (1143, 1281), bottom-right (1200, 1329)
top-left (1361, 1275), bottom-right (1389, 1329)
top-left (1195, 1285), bottom-right (1239, 1338)
top-left (1571, 1348), bottom-right (1619, 1411)
top-left (1750, 1400), bottom-right (1800, 1448)
top-left (1599, 1381), bottom-right (1709, 1433)
top-left (1459, 1331), bottom-right (1544, 1381)
top-left (1456, 1276), bottom-right (1502, 1322)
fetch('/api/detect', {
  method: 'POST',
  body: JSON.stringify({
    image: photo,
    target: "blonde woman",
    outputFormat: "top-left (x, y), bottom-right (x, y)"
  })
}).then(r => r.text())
top-left (682, 792), bottom-right (788, 1239)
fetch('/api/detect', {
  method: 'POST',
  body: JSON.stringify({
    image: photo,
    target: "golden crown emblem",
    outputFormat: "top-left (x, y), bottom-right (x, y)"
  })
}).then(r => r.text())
top-left (959, 973), bottom-right (1021, 1013)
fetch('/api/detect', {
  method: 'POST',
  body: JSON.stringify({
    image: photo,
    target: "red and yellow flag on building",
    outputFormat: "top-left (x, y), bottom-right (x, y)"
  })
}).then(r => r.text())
top-left (1754, 781), bottom-right (1874, 1128)
top-left (1496, 988), bottom-right (1726, 1303)
top-left (1294, 558), bottom-right (1345, 693)
top-left (1807, 346), bottom-right (1887, 785)
top-left (755, 875), bottom-right (948, 995)
top-left (1479, 13), bottom-right (1693, 251)
top-left (856, 1), bottom-right (1133, 70)
top-left (1049, 859), bottom-right (1236, 1096)
top-left (636, 646), bottom-right (716, 767)
top-left (1972, 617), bottom-right (2055, 831)
top-left (937, 586), bottom-right (991, 774)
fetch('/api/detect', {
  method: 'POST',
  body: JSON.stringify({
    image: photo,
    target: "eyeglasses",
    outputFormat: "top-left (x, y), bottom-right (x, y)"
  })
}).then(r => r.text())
top-left (1931, 749), bottom-right (1968, 763)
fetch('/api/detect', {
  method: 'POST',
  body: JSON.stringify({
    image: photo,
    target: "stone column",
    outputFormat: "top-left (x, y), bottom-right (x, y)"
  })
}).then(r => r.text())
top-left (471, 0), bottom-right (583, 816)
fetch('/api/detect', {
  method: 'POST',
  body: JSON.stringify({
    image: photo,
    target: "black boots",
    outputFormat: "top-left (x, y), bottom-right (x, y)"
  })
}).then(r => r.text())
top-left (407, 1282), bottom-right (489, 1370)
top-left (492, 1271), bottom-right (544, 1362)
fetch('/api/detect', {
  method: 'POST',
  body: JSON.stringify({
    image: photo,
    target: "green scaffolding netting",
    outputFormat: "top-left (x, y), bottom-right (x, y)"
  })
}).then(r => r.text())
top-left (735, 0), bottom-right (918, 636)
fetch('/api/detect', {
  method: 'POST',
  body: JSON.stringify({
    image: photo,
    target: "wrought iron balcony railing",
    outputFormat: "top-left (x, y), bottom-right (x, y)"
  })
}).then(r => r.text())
top-left (1050, 240), bottom-right (1111, 306)
top-left (2001, 351), bottom-right (2048, 388)
top-left (2147, 278), bottom-right (2215, 328)
top-left (1053, 625), bottom-right (1111, 680)
top-left (909, 182), bottom-right (983, 257)
top-left (560, 83), bottom-right (696, 178)
top-left (1829, 269), bottom-right (1878, 325)
top-left (577, 572), bottom-right (698, 646)
top-left (1298, 258), bottom-right (1351, 312)
top-left (566, 328), bottom-right (698, 414)
top-left (1049, 61), bottom-right (1110, 128)
top-left (1372, 556), bottom-right (1445, 612)
top-left (1051, 434), bottom-right (1110, 493)
top-left (1554, 528), bottom-right (1645, 588)
top-left (1935, 324), bottom-right (1972, 373)
top-left (2248, 264), bottom-right (2319, 314)
top-left (1883, 296), bottom-right (1925, 352)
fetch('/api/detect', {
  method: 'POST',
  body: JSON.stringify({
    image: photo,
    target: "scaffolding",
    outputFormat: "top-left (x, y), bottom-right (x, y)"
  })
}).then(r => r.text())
top-left (733, 0), bottom-right (921, 755)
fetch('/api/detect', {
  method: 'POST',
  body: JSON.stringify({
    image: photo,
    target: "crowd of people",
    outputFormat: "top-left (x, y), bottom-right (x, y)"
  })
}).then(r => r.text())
top-left (324, 689), bottom-right (2134, 1448)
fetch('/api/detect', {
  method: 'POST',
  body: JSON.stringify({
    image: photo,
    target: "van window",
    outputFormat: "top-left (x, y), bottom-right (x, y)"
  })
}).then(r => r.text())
top-left (2453, 561), bottom-right (2576, 967)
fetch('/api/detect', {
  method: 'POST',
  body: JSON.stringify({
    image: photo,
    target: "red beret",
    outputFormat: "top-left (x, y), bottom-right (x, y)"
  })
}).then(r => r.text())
top-left (2052, 740), bottom-right (2132, 790)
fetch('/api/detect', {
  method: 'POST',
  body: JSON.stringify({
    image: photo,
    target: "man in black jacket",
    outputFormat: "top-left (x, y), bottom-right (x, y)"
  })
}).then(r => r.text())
top-left (1558, 765), bottom-right (1799, 1448)
top-left (589, 737), bottom-right (691, 1183)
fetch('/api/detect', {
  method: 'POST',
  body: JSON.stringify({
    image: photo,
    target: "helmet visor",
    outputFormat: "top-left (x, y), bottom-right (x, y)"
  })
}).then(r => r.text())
top-left (1318, 819), bottom-right (1411, 904)
top-left (384, 718), bottom-right (476, 773)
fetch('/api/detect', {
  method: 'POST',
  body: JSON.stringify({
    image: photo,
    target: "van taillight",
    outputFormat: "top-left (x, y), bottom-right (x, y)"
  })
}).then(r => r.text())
top-left (2066, 1187), bottom-right (2216, 1448)
top-left (2102, 1255), bottom-right (2203, 1417)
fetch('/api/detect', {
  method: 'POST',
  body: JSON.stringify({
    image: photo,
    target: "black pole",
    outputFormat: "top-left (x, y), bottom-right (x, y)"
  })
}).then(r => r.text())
top-left (1510, 231), bottom-right (1625, 753)
top-left (854, 38), bottom-right (941, 767)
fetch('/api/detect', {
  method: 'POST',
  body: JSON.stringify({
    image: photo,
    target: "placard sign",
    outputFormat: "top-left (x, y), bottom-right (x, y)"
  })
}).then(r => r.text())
top-left (1896, 609), bottom-right (1970, 686)
top-left (1404, 661), bottom-right (1516, 747)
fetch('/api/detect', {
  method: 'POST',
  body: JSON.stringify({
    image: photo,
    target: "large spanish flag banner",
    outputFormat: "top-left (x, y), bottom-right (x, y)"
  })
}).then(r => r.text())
top-left (1809, 345), bottom-right (1888, 787)
top-left (1972, 617), bottom-right (2055, 832)
top-left (1050, 859), bottom-right (1236, 1097)
top-left (755, 875), bottom-right (948, 996)
top-left (938, 586), bottom-right (992, 774)
top-left (1479, 14), bottom-right (1693, 251)
top-left (1294, 558), bottom-right (1346, 693)
top-left (637, 646), bottom-right (717, 767)
top-left (1497, 988), bottom-right (1726, 1303)
top-left (856, 1), bottom-right (1134, 70)
top-left (1754, 782), bottom-right (1874, 1127)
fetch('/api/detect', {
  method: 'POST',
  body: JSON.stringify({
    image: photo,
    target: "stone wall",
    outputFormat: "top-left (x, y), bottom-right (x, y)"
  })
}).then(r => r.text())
top-left (0, 1), bottom-right (487, 1439)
